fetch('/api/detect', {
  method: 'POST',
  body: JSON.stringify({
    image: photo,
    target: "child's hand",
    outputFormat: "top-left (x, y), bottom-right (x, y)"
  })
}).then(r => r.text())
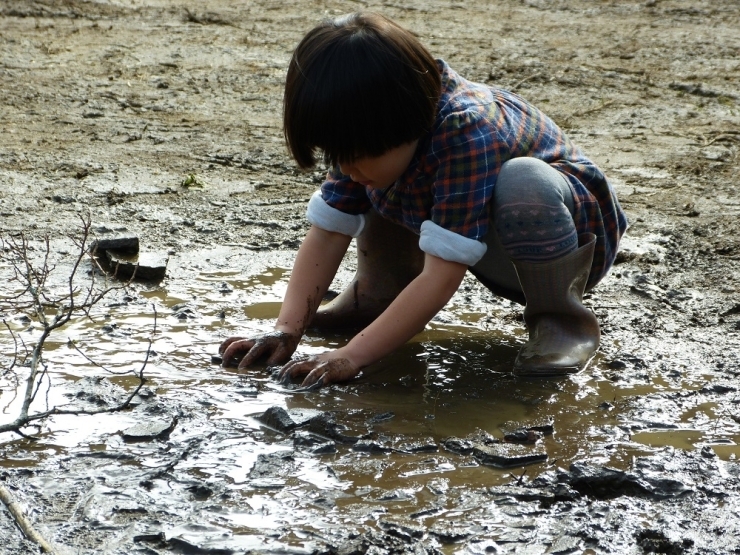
top-left (277, 352), bottom-right (360, 389)
top-left (219, 331), bottom-right (301, 370)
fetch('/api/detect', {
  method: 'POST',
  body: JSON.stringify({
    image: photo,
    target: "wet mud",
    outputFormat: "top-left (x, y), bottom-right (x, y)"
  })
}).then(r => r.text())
top-left (1, 1), bottom-right (739, 554)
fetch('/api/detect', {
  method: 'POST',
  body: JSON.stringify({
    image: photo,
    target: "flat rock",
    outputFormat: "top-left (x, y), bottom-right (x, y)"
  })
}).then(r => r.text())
top-left (122, 418), bottom-right (177, 442)
top-left (309, 442), bottom-right (337, 455)
top-left (105, 250), bottom-right (168, 281)
top-left (565, 461), bottom-right (692, 499)
top-left (90, 235), bottom-right (139, 254)
top-left (473, 443), bottom-right (547, 468)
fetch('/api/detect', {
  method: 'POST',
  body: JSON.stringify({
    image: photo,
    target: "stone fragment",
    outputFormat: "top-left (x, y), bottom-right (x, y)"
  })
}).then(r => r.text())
top-left (443, 428), bottom-right (499, 455)
top-left (473, 443), bottom-right (547, 468)
top-left (105, 250), bottom-right (168, 281)
top-left (309, 442), bottom-right (337, 455)
top-left (90, 235), bottom-right (139, 254)
top-left (247, 451), bottom-right (295, 488)
top-left (429, 522), bottom-right (473, 543)
top-left (442, 437), bottom-right (475, 455)
top-left (503, 429), bottom-right (544, 444)
top-left (122, 418), bottom-right (177, 442)
top-left (352, 439), bottom-right (392, 454)
top-left (308, 413), bottom-right (361, 444)
top-left (501, 417), bottom-right (555, 436)
top-left (396, 437), bottom-right (438, 453)
top-left (565, 461), bottom-right (692, 499)
top-left (257, 406), bottom-right (322, 433)
top-left (294, 431), bottom-right (337, 455)
top-left (489, 485), bottom-right (557, 503)
top-left (378, 519), bottom-right (425, 540)
top-left (367, 411), bottom-right (395, 424)
top-left (548, 534), bottom-right (582, 554)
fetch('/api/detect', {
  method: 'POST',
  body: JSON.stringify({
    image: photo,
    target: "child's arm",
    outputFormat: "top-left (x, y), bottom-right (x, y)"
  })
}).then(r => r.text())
top-left (278, 253), bottom-right (468, 387)
top-left (219, 225), bottom-right (352, 368)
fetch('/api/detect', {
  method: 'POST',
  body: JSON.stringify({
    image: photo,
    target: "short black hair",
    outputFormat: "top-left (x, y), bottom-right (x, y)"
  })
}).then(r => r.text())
top-left (283, 12), bottom-right (441, 169)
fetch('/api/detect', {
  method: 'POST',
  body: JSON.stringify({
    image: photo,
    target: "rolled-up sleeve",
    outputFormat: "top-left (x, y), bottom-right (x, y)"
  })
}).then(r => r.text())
top-left (306, 191), bottom-right (366, 237)
top-left (305, 168), bottom-right (372, 237)
top-left (419, 220), bottom-right (487, 265)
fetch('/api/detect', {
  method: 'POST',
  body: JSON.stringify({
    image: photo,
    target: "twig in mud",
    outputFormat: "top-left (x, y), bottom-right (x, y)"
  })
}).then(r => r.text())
top-left (139, 432), bottom-right (214, 487)
top-left (66, 337), bottom-right (138, 376)
top-left (0, 483), bottom-right (57, 554)
top-left (182, 7), bottom-right (238, 27)
top-left (0, 214), bottom-right (152, 436)
top-left (511, 73), bottom-right (544, 91)
top-left (566, 100), bottom-right (614, 119)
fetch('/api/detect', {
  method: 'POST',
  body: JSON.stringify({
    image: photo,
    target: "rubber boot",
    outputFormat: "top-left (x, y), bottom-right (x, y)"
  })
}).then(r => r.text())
top-left (513, 233), bottom-right (600, 376)
top-left (311, 210), bottom-right (425, 330)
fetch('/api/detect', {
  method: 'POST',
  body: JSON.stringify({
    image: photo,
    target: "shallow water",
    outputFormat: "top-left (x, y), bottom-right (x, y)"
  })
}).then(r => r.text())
top-left (1, 252), bottom-right (738, 552)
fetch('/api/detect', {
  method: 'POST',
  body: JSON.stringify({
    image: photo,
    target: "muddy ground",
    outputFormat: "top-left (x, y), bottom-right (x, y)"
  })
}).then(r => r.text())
top-left (1, 0), bottom-right (740, 553)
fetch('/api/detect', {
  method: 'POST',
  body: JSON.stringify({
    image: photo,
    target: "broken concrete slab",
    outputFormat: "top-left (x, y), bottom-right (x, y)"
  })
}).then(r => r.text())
top-left (90, 235), bottom-right (140, 254)
top-left (105, 250), bottom-right (168, 282)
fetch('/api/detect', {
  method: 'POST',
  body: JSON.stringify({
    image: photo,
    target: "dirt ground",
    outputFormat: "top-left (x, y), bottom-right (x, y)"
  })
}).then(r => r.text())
top-left (1, 0), bottom-right (740, 554)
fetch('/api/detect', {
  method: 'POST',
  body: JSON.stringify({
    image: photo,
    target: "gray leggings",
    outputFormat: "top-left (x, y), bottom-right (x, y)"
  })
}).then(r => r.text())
top-left (471, 157), bottom-right (577, 297)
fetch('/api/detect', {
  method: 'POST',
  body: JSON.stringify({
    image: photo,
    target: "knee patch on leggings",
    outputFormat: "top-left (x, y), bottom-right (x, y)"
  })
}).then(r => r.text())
top-left (494, 201), bottom-right (578, 263)
top-left (493, 157), bottom-right (579, 263)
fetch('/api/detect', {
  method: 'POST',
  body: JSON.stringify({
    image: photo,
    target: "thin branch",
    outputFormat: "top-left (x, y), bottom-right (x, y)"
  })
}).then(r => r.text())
top-left (0, 483), bottom-right (57, 553)
top-left (2, 319), bottom-right (19, 376)
top-left (67, 339), bottom-right (131, 376)
top-left (0, 215), bottom-right (151, 436)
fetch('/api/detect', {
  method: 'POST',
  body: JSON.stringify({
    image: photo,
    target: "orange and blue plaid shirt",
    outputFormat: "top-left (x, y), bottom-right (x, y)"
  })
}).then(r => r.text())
top-left (318, 60), bottom-right (627, 288)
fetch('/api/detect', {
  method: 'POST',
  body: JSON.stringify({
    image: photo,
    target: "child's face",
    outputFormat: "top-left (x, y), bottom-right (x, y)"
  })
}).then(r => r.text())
top-left (338, 141), bottom-right (418, 189)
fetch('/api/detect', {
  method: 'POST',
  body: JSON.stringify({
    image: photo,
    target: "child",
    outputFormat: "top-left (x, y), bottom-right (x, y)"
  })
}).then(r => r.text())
top-left (219, 12), bottom-right (627, 388)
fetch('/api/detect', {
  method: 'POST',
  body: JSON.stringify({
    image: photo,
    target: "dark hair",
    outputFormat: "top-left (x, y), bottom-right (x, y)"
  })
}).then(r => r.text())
top-left (283, 12), bottom-right (441, 169)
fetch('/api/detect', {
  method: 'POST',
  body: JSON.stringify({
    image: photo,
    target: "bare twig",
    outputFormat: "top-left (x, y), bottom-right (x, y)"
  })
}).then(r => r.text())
top-left (0, 483), bottom-right (57, 553)
top-left (140, 431), bottom-right (213, 486)
top-left (0, 213), bottom-right (151, 435)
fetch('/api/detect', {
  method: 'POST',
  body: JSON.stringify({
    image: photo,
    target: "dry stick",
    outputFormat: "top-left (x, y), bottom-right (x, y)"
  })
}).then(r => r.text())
top-left (0, 218), bottom-right (152, 435)
top-left (0, 306), bottom-right (155, 434)
top-left (511, 72), bottom-right (543, 91)
top-left (0, 483), bottom-right (57, 554)
top-left (577, 99), bottom-right (616, 117)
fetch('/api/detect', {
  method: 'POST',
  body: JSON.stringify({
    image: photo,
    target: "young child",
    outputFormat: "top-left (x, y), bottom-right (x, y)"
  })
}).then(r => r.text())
top-left (219, 12), bottom-right (627, 388)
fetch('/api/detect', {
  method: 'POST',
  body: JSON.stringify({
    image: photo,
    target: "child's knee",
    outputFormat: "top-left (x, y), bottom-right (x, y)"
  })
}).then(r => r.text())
top-left (495, 157), bottom-right (575, 216)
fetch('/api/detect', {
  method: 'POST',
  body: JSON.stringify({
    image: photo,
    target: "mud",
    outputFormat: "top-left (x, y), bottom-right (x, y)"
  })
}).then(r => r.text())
top-left (1, 0), bottom-right (739, 553)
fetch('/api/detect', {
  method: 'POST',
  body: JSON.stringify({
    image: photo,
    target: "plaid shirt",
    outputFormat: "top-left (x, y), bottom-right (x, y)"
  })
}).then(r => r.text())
top-left (319, 60), bottom-right (628, 288)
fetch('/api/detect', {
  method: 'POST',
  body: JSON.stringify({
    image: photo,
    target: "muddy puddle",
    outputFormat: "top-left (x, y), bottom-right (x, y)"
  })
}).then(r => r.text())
top-left (2, 248), bottom-right (739, 554)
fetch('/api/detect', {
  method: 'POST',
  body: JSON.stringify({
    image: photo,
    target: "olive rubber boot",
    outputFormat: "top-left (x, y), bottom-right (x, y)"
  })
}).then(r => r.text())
top-left (513, 233), bottom-right (600, 375)
top-left (311, 210), bottom-right (425, 330)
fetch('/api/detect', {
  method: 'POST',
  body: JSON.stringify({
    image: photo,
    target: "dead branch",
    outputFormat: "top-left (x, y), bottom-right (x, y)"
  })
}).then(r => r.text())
top-left (0, 213), bottom-right (152, 435)
top-left (0, 482), bottom-right (57, 553)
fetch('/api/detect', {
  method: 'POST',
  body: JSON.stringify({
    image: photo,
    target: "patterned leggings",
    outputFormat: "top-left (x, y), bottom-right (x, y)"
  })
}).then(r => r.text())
top-left (471, 157), bottom-right (577, 295)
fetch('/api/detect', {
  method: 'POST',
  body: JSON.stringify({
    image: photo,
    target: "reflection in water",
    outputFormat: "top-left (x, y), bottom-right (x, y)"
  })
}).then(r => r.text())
top-left (0, 263), bottom-right (737, 551)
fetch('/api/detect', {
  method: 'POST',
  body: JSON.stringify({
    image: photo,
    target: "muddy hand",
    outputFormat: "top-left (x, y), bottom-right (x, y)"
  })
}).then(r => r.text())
top-left (219, 331), bottom-right (300, 370)
top-left (278, 356), bottom-right (360, 388)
